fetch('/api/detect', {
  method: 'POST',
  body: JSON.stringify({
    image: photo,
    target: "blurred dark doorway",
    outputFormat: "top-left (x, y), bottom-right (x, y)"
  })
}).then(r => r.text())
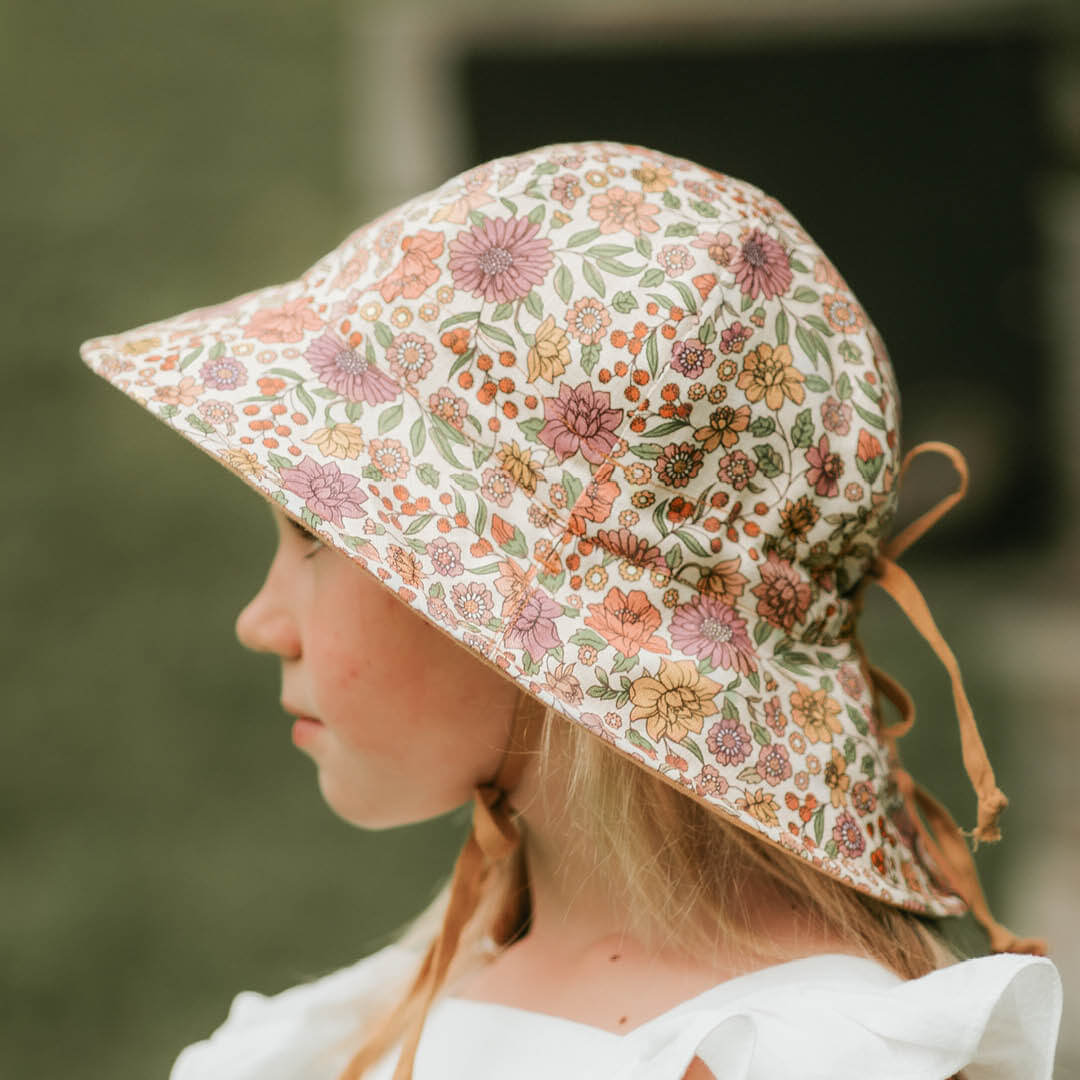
top-left (462, 34), bottom-right (1053, 556)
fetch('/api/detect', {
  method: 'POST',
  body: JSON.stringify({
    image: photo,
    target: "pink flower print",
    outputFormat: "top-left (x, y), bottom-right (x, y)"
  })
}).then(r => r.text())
top-left (756, 743), bottom-right (792, 786)
top-left (153, 375), bottom-right (203, 406)
top-left (657, 244), bottom-right (693, 276)
top-left (503, 590), bottom-right (564, 663)
top-left (564, 297), bottom-right (611, 345)
top-left (385, 332), bottom-right (434, 384)
top-left (199, 355), bottom-right (247, 391)
top-left (764, 695), bottom-right (787, 735)
top-left (367, 437), bottom-right (410, 481)
top-left (375, 229), bottom-right (444, 303)
top-left (716, 448), bottom-right (757, 490)
top-left (305, 331), bottom-right (400, 404)
top-left (706, 715), bottom-right (752, 767)
top-left (655, 441), bottom-right (704, 489)
top-left (447, 216), bottom-right (554, 304)
top-left (551, 174), bottom-right (583, 209)
top-left (730, 229), bottom-right (793, 300)
top-left (426, 536), bottom-right (465, 577)
top-left (538, 381), bottom-right (623, 464)
top-left (832, 811), bottom-right (866, 858)
top-left (751, 550), bottom-right (811, 631)
top-left (695, 764), bottom-right (729, 799)
top-left (593, 527), bottom-right (668, 572)
top-left (426, 595), bottom-right (459, 629)
top-left (197, 399), bottom-right (237, 432)
top-left (331, 249), bottom-right (370, 290)
top-left (837, 664), bottom-right (864, 700)
top-left (820, 395), bottom-right (853, 437)
top-left (692, 231), bottom-right (739, 267)
top-left (718, 321), bottom-right (753, 355)
top-left (278, 456), bottom-right (367, 528)
top-left (481, 467), bottom-right (515, 508)
top-left (670, 338), bottom-right (715, 379)
top-left (669, 595), bottom-right (757, 674)
top-left (243, 296), bottom-right (324, 344)
top-left (431, 172), bottom-right (495, 225)
top-left (450, 581), bottom-right (495, 623)
top-left (851, 780), bottom-right (877, 817)
top-left (587, 186), bottom-right (660, 236)
top-left (805, 434), bottom-right (844, 498)
top-left (428, 386), bottom-right (468, 430)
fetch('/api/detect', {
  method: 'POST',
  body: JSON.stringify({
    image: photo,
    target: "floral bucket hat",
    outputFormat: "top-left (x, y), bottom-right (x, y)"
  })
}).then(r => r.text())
top-left (80, 140), bottom-right (1045, 1077)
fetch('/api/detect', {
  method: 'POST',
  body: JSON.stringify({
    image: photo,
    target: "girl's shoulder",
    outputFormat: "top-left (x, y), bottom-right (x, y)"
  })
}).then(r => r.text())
top-left (652, 952), bottom-right (1062, 1080)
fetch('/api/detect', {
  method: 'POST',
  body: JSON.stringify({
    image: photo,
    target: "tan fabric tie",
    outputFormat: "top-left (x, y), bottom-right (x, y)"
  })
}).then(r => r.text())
top-left (337, 696), bottom-right (535, 1080)
top-left (852, 441), bottom-right (1048, 956)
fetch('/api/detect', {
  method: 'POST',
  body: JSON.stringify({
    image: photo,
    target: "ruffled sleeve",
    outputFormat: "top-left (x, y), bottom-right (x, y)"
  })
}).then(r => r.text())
top-left (621, 954), bottom-right (1061, 1080)
top-left (168, 943), bottom-right (419, 1080)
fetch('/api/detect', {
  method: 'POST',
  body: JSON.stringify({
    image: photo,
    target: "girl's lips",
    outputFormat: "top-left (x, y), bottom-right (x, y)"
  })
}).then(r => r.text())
top-left (291, 715), bottom-right (324, 746)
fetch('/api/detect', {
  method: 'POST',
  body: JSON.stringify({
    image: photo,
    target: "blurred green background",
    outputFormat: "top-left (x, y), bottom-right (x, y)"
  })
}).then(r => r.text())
top-left (3, 1), bottom-right (1077, 1077)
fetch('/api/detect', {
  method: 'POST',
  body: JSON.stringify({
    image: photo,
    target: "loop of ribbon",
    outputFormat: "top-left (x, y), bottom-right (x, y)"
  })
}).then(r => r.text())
top-left (851, 441), bottom-right (1047, 957)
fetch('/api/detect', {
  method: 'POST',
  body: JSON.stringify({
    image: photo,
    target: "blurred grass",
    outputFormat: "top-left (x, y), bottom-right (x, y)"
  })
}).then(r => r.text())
top-left (0, 2), bottom-right (1048, 1076)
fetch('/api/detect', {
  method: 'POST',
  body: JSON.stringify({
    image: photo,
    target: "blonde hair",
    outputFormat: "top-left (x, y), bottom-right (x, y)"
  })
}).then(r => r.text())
top-left (344, 689), bottom-right (962, 1073)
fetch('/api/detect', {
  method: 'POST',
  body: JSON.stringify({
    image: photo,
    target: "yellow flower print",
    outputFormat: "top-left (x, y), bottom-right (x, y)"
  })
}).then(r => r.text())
top-left (119, 336), bottom-right (162, 356)
top-left (219, 447), bottom-right (266, 480)
top-left (304, 423), bottom-right (366, 460)
top-left (735, 342), bottom-right (805, 410)
top-left (526, 315), bottom-right (571, 384)
top-left (629, 658), bottom-right (722, 743)
top-left (737, 788), bottom-right (780, 827)
top-left (789, 682), bottom-right (843, 744)
top-left (631, 163), bottom-right (675, 192)
top-left (823, 746), bottom-right (851, 808)
top-left (496, 440), bottom-right (544, 495)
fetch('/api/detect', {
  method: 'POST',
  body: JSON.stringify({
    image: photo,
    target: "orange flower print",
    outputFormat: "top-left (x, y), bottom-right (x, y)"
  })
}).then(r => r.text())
top-left (153, 375), bottom-right (203, 406)
top-left (778, 495), bottom-right (819, 542)
top-left (857, 429), bottom-right (883, 462)
top-left (628, 658), bottom-right (722, 743)
top-left (789, 682), bottom-right (843, 744)
top-left (736, 788), bottom-right (780, 828)
top-left (584, 587), bottom-right (671, 657)
top-left (813, 254), bottom-right (848, 291)
top-left (588, 186), bottom-right (660, 236)
top-left (544, 661), bottom-right (585, 706)
top-left (387, 544), bottom-right (424, 588)
top-left (243, 296), bottom-right (324, 344)
top-left (822, 293), bottom-right (866, 335)
top-left (564, 297), bottom-right (611, 345)
top-left (736, 342), bottom-right (805, 410)
top-left (695, 557), bottom-right (748, 606)
top-left (823, 746), bottom-right (851, 807)
top-left (375, 229), bottom-right (444, 303)
top-left (693, 403), bottom-right (751, 452)
top-left (565, 465), bottom-right (620, 535)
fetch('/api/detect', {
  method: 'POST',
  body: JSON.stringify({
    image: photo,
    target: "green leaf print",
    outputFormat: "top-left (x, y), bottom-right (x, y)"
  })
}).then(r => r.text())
top-left (853, 402), bottom-right (886, 431)
top-left (626, 728), bottom-right (655, 753)
top-left (836, 372), bottom-right (853, 400)
top-left (409, 415), bottom-right (426, 455)
top-left (661, 190), bottom-right (680, 209)
top-left (473, 495), bottom-right (487, 537)
top-left (670, 280), bottom-right (698, 315)
top-left (208, 341), bottom-right (226, 363)
top-left (749, 416), bottom-right (775, 437)
top-left (567, 227), bottom-right (602, 247)
top-left (554, 264), bottom-right (573, 304)
top-left (186, 413), bottom-right (215, 435)
top-left (527, 204), bottom-right (545, 225)
top-left (378, 403), bottom-right (404, 434)
top-left (296, 384), bottom-right (316, 419)
top-left (438, 310), bottom-right (481, 333)
top-left (518, 417), bottom-right (544, 443)
top-left (491, 302), bottom-right (513, 322)
top-left (374, 321), bottom-right (393, 348)
top-left (791, 409), bottom-right (815, 449)
top-left (804, 374), bottom-right (830, 393)
top-left (582, 259), bottom-right (605, 297)
top-left (751, 722), bottom-right (771, 747)
top-left (752, 443), bottom-right (783, 479)
top-left (813, 806), bottom-right (825, 847)
top-left (774, 310), bottom-right (789, 346)
top-left (792, 286), bottom-right (819, 304)
top-left (180, 347), bottom-right (203, 371)
top-left (645, 332), bottom-right (659, 376)
top-left (581, 343), bottom-right (601, 374)
top-left (635, 235), bottom-right (653, 258)
top-left (679, 735), bottom-right (705, 765)
top-left (664, 222), bottom-right (696, 237)
top-left (638, 268), bottom-right (665, 288)
top-left (612, 290), bottom-right (637, 314)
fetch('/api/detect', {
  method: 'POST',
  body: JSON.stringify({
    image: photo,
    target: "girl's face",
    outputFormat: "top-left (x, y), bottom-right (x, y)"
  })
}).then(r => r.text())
top-left (235, 507), bottom-right (522, 828)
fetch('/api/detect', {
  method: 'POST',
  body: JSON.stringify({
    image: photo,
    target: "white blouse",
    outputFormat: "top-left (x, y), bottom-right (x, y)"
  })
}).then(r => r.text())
top-left (170, 943), bottom-right (1061, 1079)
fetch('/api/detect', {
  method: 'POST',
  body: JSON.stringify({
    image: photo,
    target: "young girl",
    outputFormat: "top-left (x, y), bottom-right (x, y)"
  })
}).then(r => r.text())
top-left (80, 141), bottom-right (1061, 1079)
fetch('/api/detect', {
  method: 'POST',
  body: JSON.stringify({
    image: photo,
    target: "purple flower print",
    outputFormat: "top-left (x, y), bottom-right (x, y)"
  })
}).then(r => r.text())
top-left (305, 331), bottom-right (400, 404)
top-left (199, 355), bottom-right (248, 390)
top-left (706, 715), bottom-right (752, 766)
top-left (278, 456), bottom-right (367, 527)
top-left (669, 595), bottom-right (757, 674)
top-left (503, 590), bottom-right (564, 663)
top-left (670, 338), bottom-right (715, 379)
top-left (447, 216), bottom-right (554, 303)
top-left (805, 434), bottom-right (844, 498)
top-left (426, 536), bottom-right (465, 577)
top-left (538, 382), bottom-right (623, 464)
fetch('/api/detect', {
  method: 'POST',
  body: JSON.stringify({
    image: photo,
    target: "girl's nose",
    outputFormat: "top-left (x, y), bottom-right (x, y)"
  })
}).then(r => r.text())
top-left (235, 574), bottom-right (301, 659)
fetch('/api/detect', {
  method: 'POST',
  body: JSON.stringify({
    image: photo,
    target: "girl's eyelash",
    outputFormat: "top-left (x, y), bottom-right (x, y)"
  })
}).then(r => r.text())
top-left (286, 517), bottom-right (325, 556)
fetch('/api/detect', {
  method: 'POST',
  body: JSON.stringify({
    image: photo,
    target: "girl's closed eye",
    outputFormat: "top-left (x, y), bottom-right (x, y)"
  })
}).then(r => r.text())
top-left (286, 516), bottom-right (324, 558)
